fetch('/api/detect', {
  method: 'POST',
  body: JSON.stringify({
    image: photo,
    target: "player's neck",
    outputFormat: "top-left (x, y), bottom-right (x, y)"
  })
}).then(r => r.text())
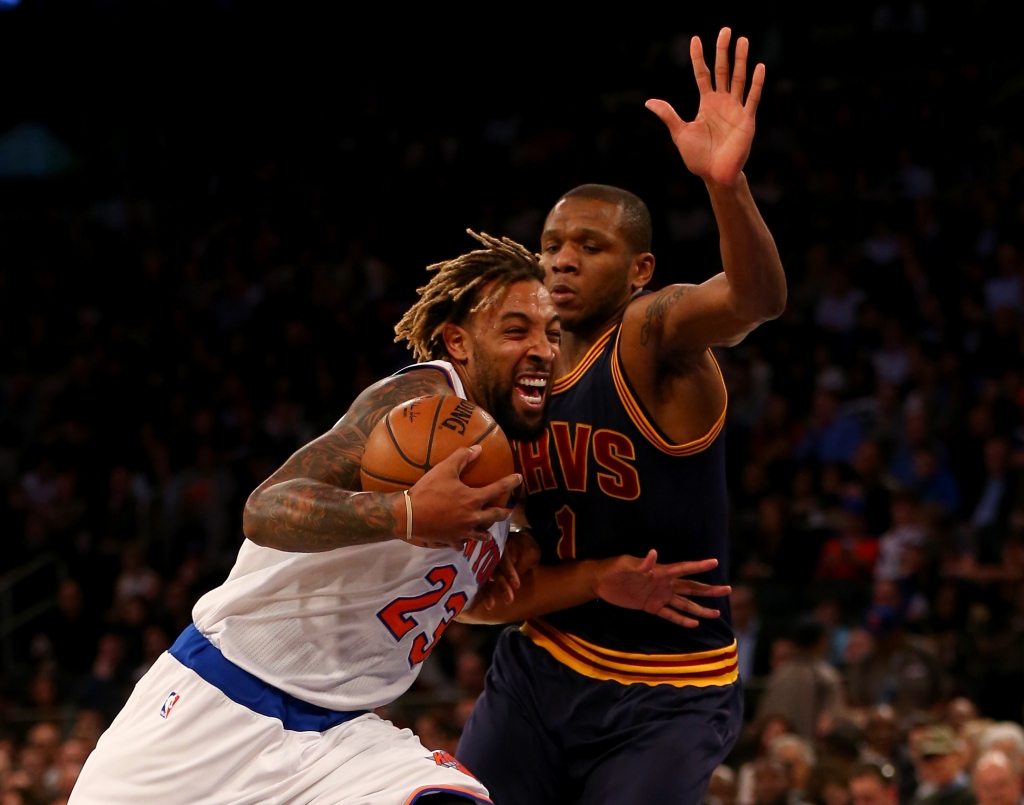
top-left (449, 362), bottom-right (480, 407)
top-left (559, 298), bottom-right (631, 374)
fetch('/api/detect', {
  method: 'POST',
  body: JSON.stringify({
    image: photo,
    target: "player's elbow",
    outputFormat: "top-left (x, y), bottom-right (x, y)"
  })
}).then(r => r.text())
top-left (732, 281), bottom-right (786, 327)
top-left (761, 284), bottom-right (787, 321)
top-left (241, 491), bottom-right (269, 546)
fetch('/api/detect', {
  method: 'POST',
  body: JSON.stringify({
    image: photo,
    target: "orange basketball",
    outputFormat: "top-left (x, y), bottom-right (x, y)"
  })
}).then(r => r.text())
top-left (360, 395), bottom-right (515, 506)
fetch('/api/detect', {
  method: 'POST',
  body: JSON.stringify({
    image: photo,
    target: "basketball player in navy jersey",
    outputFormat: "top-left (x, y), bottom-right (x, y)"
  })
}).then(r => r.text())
top-left (456, 28), bottom-right (787, 804)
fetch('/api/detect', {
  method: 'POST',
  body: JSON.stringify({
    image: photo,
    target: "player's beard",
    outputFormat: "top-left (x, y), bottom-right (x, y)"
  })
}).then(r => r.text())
top-left (472, 351), bottom-right (551, 442)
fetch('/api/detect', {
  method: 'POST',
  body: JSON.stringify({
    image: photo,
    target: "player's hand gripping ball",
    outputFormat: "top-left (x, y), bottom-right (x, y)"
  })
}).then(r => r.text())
top-left (360, 395), bottom-right (515, 506)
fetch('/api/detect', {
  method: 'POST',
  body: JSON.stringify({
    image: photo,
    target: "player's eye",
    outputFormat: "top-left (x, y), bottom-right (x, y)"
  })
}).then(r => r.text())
top-left (505, 328), bottom-right (526, 337)
top-left (583, 244), bottom-right (601, 254)
top-left (543, 243), bottom-right (559, 253)
top-left (548, 331), bottom-right (561, 344)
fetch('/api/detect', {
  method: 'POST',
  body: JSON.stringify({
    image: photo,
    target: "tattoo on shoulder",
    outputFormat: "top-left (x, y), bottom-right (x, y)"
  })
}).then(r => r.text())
top-left (640, 286), bottom-right (687, 346)
top-left (286, 367), bottom-right (451, 487)
top-left (243, 367), bottom-right (451, 552)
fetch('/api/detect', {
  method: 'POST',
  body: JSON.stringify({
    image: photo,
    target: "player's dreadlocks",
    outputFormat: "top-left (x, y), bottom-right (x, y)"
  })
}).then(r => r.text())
top-left (395, 230), bottom-right (544, 362)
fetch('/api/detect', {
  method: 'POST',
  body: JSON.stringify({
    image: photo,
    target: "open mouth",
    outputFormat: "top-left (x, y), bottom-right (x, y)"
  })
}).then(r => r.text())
top-left (514, 376), bottom-right (549, 411)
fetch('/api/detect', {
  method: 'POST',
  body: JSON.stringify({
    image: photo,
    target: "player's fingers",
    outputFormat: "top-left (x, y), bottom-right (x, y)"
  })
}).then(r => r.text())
top-left (638, 549), bottom-right (658, 574)
top-left (493, 574), bottom-right (515, 604)
top-left (475, 472), bottom-right (523, 505)
top-left (731, 36), bottom-right (749, 101)
top-left (690, 36), bottom-right (713, 94)
top-left (475, 506), bottom-right (513, 532)
top-left (745, 63), bottom-right (766, 114)
top-left (672, 580), bottom-right (731, 597)
top-left (671, 596), bottom-right (721, 619)
top-left (657, 606), bottom-right (700, 628)
top-left (442, 445), bottom-right (482, 476)
top-left (714, 27), bottom-right (731, 92)
top-left (496, 552), bottom-right (521, 589)
top-left (662, 557), bottom-right (718, 577)
top-left (645, 99), bottom-right (688, 139)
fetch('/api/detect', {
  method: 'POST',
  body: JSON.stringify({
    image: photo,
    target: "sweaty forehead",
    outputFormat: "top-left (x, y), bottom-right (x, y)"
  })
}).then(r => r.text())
top-left (477, 279), bottom-right (556, 321)
top-left (543, 197), bottom-right (625, 239)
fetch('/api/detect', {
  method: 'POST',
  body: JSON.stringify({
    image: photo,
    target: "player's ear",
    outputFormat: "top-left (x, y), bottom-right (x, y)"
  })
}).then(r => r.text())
top-left (441, 323), bottom-right (470, 364)
top-left (630, 252), bottom-right (655, 292)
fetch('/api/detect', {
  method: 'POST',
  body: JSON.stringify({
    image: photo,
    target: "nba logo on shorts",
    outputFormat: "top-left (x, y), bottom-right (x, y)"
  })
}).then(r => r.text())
top-left (160, 691), bottom-right (180, 719)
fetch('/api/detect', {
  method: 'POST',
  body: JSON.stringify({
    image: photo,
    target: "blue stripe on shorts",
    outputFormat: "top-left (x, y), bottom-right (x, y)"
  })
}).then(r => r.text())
top-left (169, 624), bottom-right (368, 732)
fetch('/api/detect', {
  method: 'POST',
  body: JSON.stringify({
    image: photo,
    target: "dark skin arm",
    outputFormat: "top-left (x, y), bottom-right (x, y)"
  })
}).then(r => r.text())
top-left (242, 369), bottom-right (521, 551)
top-left (618, 29), bottom-right (786, 444)
top-left (460, 546), bottom-right (730, 628)
top-left (640, 28), bottom-right (785, 352)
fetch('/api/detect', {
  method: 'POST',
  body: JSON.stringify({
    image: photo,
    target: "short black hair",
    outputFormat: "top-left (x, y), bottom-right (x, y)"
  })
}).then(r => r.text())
top-left (850, 763), bottom-right (898, 789)
top-left (555, 183), bottom-right (653, 254)
top-left (792, 617), bottom-right (826, 650)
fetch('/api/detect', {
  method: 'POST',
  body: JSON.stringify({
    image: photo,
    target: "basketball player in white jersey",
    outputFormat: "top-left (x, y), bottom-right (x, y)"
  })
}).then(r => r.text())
top-left (71, 232), bottom-right (724, 805)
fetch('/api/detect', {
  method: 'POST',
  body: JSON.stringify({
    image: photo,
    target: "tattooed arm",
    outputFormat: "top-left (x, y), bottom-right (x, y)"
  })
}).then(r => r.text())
top-left (242, 368), bottom-right (521, 552)
top-left (622, 180), bottom-right (785, 363)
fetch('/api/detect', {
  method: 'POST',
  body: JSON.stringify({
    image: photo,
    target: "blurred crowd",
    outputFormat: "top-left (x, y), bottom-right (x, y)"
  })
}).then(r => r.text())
top-left (3, 2), bottom-right (1024, 803)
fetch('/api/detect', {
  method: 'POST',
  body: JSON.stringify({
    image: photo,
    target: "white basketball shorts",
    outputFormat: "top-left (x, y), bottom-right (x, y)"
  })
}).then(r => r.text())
top-left (68, 650), bottom-right (491, 805)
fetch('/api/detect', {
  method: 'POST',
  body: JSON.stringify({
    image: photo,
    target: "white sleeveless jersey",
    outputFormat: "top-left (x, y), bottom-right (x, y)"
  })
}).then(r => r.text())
top-left (192, 361), bottom-right (509, 711)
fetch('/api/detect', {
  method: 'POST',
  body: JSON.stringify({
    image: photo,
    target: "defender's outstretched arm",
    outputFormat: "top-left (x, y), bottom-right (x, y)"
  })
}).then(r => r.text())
top-left (461, 540), bottom-right (730, 629)
top-left (243, 369), bottom-right (521, 552)
top-left (635, 28), bottom-right (785, 359)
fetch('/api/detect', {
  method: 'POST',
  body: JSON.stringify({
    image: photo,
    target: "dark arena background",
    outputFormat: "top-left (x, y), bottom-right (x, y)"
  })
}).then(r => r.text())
top-left (2, 2), bottom-right (1024, 803)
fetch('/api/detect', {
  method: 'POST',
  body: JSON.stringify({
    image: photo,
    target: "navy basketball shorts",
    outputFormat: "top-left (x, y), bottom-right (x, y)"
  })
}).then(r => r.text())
top-left (457, 627), bottom-right (743, 805)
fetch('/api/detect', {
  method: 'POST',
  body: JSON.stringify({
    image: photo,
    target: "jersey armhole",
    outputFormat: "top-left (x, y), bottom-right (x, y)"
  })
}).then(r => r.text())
top-left (393, 363), bottom-right (457, 391)
top-left (610, 327), bottom-right (727, 456)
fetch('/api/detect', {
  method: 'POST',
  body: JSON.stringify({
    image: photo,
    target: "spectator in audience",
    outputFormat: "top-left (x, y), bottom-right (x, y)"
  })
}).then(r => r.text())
top-left (978, 725), bottom-right (1024, 770)
top-left (757, 620), bottom-right (842, 740)
top-left (849, 763), bottom-right (899, 805)
top-left (738, 717), bottom-right (794, 805)
top-left (848, 605), bottom-right (945, 713)
top-left (816, 501), bottom-right (880, 583)
top-left (75, 633), bottom-right (127, 723)
top-left (972, 751), bottom-right (1022, 805)
top-left (798, 390), bottom-right (864, 465)
top-left (913, 726), bottom-right (975, 805)
top-left (754, 759), bottom-right (792, 805)
top-left (708, 765), bottom-right (739, 805)
top-left (807, 761), bottom-right (852, 805)
top-left (42, 580), bottom-right (97, 677)
top-left (860, 706), bottom-right (900, 767)
top-left (875, 494), bottom-right (927, 581)
top-left (733, 585), bottom-right (773, 680)
top-left (770, 734), bottom-right (816, 805)
top-left (909, 448), bottom-right (961, 516)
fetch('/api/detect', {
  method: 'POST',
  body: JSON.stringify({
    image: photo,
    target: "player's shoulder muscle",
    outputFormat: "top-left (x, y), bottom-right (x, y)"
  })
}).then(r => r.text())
top-left (335, 367), bottom-right (454, 433)
top-left (263, 367), bottom-right (453, 491)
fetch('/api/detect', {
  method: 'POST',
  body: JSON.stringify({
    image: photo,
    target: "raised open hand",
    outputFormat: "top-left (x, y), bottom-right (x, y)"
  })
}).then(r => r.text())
top-left (594, 551), bottom-right (731, 628)
top-left (646, 28), bottom-right (764, 186)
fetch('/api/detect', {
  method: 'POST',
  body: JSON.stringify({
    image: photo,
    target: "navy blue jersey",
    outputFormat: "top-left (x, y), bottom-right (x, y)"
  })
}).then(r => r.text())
top-left (519, 324), bottom-right (736, 681)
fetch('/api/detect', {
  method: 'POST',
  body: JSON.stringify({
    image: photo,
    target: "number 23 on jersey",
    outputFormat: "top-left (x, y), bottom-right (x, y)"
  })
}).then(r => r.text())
top-left (376, 565), bottom-right (467, 668)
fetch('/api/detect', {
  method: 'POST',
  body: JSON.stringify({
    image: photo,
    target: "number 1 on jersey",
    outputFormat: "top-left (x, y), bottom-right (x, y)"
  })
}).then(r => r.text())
top-left (555, 505), bottom-right (576, 559)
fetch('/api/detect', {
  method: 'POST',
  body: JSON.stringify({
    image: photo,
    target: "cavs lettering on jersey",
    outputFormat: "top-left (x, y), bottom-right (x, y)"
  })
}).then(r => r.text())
top-left (519, 325), bottom-right (738, 688)
top-left (191, 361), bottom-right (509, 712)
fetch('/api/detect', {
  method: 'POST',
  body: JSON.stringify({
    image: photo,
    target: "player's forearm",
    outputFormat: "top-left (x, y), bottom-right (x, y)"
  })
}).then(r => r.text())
top-left (460, 561), bottom-right (600, 625)
top-left (242, 478), bottom-right (404, 552)
top-left (706, 173), bottom-right (786, 322)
